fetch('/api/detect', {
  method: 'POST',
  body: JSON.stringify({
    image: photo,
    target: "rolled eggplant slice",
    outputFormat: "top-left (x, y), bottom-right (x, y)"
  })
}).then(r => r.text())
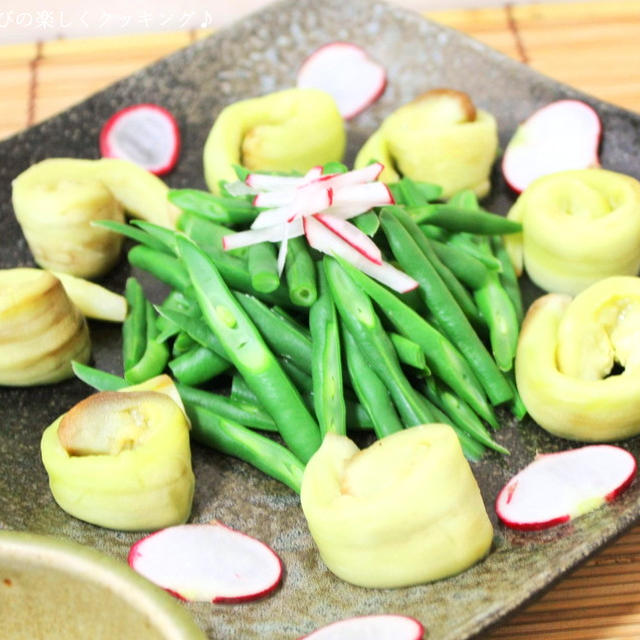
top-left (203, 88), bottom-right (346, 193)
top-left (12, 157), bottom-right (180, 277)
top-left (300, 424), bottom-right (493, 588)
top-left (354, 89), bottom-right (498, 198)
top-left (0, 269), bottom-right (90, 386)
top-left (506, 169), bottom-right (640, 294)
top-left (516, 276), bottom-right (640, 441)
top-left (41, 387), bottom-right (194, 531)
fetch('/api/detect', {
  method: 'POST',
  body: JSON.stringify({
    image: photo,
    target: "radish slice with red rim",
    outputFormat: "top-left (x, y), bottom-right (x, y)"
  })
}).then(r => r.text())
top-left (314, 213), bottom-right (383, 264)
top-left (99, 103), bottom-right (180, 175)
top-left (304, 215), bottom-right (418, 293)
top-left (251, 186), bottom-right (333, 229)
top-left (299, 614), bottom-right (425, 640)
top-left (223, 218), bottom-right (304, 251)
top-left (496, 445), bottom-right (636, 531)
top-left (128, 521), bottom-right (282, 602)
top-left (501, 99), bottom-right (601, 193)
top-left (246, 166), bottom-right (323, 191)
top-left (297, 42), bottom-right (387, 119)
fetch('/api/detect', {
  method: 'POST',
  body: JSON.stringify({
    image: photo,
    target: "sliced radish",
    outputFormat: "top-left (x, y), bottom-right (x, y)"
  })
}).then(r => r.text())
top-left (304, 215), bottom-right (418, 293)
top-left (331, 181), bottom-right (392, 205)
top-left (254, 172), bottom-right (390, 212)
top-left (224, 180), bottom-right (257, 197)
top-left (251, 186), bottom-right (333, 229)
top-left (99, 103), bottom-right (180, 175)
top-left (128, 521), bottom-right (282, 602)
top-left (314, 213), bottom-right (382, 264)
top-left (496, 445), bottom-right (636, 531)
top-left (297, 42), bottom-right (387, 119)
top-left (222, 218), bottom-right (304, 251)
top-left (246, 166), bottom-right (323, 191)
top-left (502, 99), bottom-right (602, 193)
top-left (254, 190), bottom-right (295, 208)
top-left (299, 614), bottom-right (424, 640)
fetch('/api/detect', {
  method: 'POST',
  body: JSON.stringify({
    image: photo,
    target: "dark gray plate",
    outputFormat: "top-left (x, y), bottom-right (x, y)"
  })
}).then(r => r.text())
top-left (2, 0), bottom-right (640, 638)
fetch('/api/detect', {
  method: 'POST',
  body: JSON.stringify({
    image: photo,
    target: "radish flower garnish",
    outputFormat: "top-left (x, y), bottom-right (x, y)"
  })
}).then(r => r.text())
top-left (222, 164), bottom-right (415, 291)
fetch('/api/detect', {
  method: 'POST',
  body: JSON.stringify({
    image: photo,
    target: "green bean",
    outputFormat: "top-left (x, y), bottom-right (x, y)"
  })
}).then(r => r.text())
top-left (472, 236), bottom-right (519, 372)
top-left (409, 203), bottom-right (522, 235)
top-left (128, 245), bottom-right (191, 292)
top-left (342, 327), bottom-right (404, 439)
top-left (279, 358), bottom-right (313, 394)
top-left (390, 332), bottom-right (429, 373)
top-left (284, 236), bottom-right (317, 307)
top-left (353, 211), bottom-right (380, 237)
top-left (492, 235), bottom-right (524, 323)
top-left (177, 235), bottom-right (321, 463)
top-left (188, 405), bottom-right (304, 493)
top-left (332, 257), bottom-right (497, 428)
top-left (413, 181), bottom-right (443, 202)
top-left (395, 208), bottom-right (483, 327)
top-left (177, 211), bottom-right (232, 247)
top-left (506, 372), bottom-right (528, 421)
top-left (309, 263), bottom-right (346, 436)
top-left (155, 306), bottom-right (229, 362)
top-left (234, 293), bottom-right (313, 373)
top-left (386, 185), bottom-right (483, 324)
top-left (155, 318), bottom-right (180, 344)
top-left (343, 399), bottom-right (374, 431)
top-left (247, 242), bottom-right (280, 293)
top-left (325, 258), bottom-right (434, 427)
top-left (169, 189), bottom-right (257, 226)
top-left (380, 207), bottom-right (513, 406)
top-left (155, 290), bottom-right (198, 343)
top-left (230, 374), bottom-right (256, 404)
top-left (231, 163), bottom-right (250, 181)
top-left (232, 374), bottom-right (372, 432)
top-left (322, 161), bottom-right (349, 174)
top-left (446, 232), bottom-right (503, 271)
top-left (122, 277), bottom-right (146, 372)
top-left (92, 220), bottom-right (170, 253)
top-left (428, 238), bottom-right (491, 290)
top-left (72, 361), bottom-right (127, 391)
top-left (125, 301), bottom-right (170, 384)
top-left (418, 224), bottom-right (450, 242)
top-left (177, 383), bottom-right (276, 432)
top-left (424, 378), bottom-right (509, 454)
top-left (168, 345), bottom-right (230, 385)
top-left (179, 212), bottom-right (293, 307)
top-left (270, 306), bottom-right (311, 340)
top-left (388, 178), bottom-right (442, 205)
top-left (130, 220), bottom-right (179, 253)
top-left (173, 331), bottom-right (196, 357)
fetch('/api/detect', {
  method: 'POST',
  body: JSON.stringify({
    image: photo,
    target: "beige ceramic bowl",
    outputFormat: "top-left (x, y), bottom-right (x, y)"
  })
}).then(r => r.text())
top-left (0, 530), bottom-right (207, 640)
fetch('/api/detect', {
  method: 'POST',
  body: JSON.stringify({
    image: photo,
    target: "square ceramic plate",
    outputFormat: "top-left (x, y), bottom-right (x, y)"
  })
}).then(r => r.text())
top-left (2, 0), bottom-right (640, 638)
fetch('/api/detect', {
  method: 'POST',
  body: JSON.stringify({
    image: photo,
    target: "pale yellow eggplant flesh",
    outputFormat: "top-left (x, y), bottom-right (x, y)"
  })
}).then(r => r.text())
top-left (516, 276), bottom-right (640, 442)
top-left (0, 268), bottom-right (91, 386)
top-left (354, 89), bottom-right (498, 199)
top-left (11, 157), bottom-right (181, 278)
top-left (506, 169), bottom-right (640, 295)
top-left (203, 88), bottom-right (346, 194)
top-left (41, 388), bottom-right (194, 531)
top-left (300, 424), bottom-right (493, 588)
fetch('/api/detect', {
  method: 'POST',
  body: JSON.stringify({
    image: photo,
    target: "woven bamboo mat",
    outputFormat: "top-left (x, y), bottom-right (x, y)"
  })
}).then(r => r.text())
top-left (2, 2), bottom-right (640, 639)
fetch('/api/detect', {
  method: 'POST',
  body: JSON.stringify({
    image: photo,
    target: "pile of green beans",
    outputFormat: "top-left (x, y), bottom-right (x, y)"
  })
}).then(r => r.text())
top-left (79, 169), bottom-right (526, 494)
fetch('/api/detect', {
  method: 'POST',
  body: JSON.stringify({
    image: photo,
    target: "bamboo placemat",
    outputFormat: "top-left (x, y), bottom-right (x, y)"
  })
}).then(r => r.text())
top-left (1, 2), bottom-right (640, 639)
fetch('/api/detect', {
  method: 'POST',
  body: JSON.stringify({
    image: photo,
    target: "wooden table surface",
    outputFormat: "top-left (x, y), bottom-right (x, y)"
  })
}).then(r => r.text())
top-left (2, 2), bottom-right (640, 638)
